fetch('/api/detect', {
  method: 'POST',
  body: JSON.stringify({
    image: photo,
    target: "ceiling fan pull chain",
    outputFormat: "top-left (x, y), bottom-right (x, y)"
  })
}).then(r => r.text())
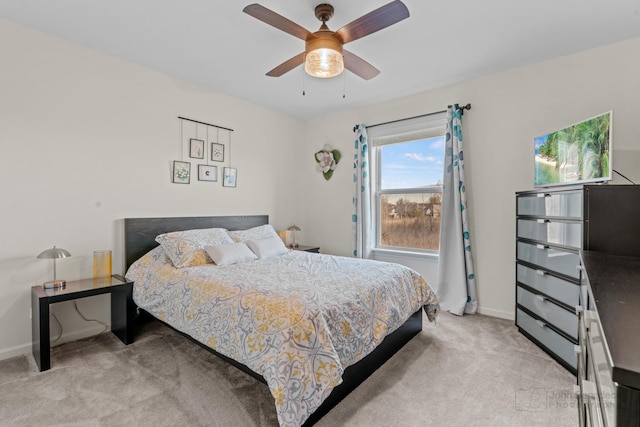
top-left (302, 67), bottom-right (306, 96)
top-left (342, 72), bottom-right (346, 99)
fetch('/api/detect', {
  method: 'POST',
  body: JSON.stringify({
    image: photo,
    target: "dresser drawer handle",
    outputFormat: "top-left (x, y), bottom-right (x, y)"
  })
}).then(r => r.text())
top-left (536, 244), bottom-right (549, 250)
top-left (535, 294), bottom-right (547, 303)
top-left (535, 269), bottom-right (546, 276)
top-left (535, 319), bottom-right (546, 329)
top-left (536, 219), bottom-right (549, 224)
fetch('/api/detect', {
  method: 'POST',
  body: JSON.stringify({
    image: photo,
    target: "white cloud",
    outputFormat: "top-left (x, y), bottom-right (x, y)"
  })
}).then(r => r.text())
top-left (405, 153), bottom-right (437, 162)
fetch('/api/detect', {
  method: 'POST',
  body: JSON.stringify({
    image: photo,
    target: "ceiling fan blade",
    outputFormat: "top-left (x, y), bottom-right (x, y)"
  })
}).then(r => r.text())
top-left (336, 0), bottom-right (410, 44)
top-left (343, 50), bottom-right (380, 80)
top-left (266, 52), bottom-right (305, 77)
top-left (243, 4), bottom-right (315, 41)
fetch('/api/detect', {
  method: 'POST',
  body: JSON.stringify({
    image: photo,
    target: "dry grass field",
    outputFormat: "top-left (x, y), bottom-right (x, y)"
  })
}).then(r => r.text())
top-left (380, 215), bottom-right (440, 249)
top-left (380, 193), bottom-right (441, 250)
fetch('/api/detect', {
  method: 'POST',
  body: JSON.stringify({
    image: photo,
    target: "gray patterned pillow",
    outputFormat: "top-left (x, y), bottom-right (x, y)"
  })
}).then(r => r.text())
top-left (227, 224), bottom-right (278, 243)
top-left (155, 228), bottom-right (233, 268)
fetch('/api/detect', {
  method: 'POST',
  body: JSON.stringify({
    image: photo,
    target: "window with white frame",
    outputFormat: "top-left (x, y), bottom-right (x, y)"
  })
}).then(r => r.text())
top-left (369, 112), bottom-right (447, 253)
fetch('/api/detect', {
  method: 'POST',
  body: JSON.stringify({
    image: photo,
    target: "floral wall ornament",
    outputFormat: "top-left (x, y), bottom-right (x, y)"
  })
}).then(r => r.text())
top-left (314, 144), bottom-right (341, 181)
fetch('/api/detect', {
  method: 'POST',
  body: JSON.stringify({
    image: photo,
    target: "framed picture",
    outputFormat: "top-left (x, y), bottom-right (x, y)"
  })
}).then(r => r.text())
top-left (198, 165), bottom-right (218, 182)
top-left (172, 161), bottom-right (191, 184)
top-left (211, 143), bottom-right (225, 162)
top-left (189, 139), bottom-right (204, 159)
top-left (223, 167), bottom-right (237, 187)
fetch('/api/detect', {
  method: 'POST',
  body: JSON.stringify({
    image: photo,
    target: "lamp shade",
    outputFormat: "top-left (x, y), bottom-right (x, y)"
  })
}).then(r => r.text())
top-left (287, 225), bottom-right (301, 248)
top-left (304, 48), bottom-right (344, 78)
top-left (304, 31), bottom-right (344, 79)
top-left (37, 246), bottom-right (71, 260)
top-left (37, 246), bottom-right (71, 290)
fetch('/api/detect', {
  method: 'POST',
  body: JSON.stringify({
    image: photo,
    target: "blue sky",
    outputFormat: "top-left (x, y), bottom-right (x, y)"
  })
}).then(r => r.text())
top-left (534, 134), bottom-right (548, 155)
top-left (380, 136), bottom-right (445, 189)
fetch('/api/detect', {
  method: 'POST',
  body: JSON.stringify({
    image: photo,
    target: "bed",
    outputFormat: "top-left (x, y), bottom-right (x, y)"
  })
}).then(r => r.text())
top-left (123, 215), bottom-right (439, 426)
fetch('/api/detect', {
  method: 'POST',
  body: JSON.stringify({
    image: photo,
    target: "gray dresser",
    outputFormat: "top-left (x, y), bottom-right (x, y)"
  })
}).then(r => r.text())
top-left (516, 185), bottom-right (585, 373)
top-left (516, 184), bottom-right (640, 375)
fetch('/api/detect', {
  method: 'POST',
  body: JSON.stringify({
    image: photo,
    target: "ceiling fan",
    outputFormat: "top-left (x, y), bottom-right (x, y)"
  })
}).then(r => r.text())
top-left (243, 1), bottom-right (410, 80)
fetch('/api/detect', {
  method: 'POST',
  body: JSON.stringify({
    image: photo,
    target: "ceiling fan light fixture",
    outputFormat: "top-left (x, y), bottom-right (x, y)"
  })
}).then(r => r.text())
top-left (304, 32), bottom-right (344, 78)
top-left (305, 48), bottom-right (344, 78)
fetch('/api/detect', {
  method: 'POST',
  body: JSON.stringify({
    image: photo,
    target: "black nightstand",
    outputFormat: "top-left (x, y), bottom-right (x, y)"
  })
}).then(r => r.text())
top-left (31, 274), bottom-right (135, 371)
top-left (292, 245), bottom-right (320, 253)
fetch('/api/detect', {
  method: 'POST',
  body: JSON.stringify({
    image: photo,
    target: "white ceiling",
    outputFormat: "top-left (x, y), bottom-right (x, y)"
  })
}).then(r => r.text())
top-left (2, 0), bottom-right (640, 120)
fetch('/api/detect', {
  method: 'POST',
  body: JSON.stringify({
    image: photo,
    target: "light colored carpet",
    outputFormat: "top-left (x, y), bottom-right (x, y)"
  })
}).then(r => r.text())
top-left (0, 313), bottom-right (577, 426)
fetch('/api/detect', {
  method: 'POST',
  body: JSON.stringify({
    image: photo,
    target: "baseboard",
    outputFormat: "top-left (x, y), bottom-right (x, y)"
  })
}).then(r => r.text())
top-left (477, 306), bottom-right (514, 321)
top-left (0, 324), bottom-right (108, 363)
top-left (0, 342), bottom-right (32, 362)
top-left (52, 324), bottom-right (109, 347)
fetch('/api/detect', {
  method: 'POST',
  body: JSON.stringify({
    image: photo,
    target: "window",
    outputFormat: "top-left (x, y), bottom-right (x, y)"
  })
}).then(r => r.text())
top-left (369, 112), bottom-right (446, 253)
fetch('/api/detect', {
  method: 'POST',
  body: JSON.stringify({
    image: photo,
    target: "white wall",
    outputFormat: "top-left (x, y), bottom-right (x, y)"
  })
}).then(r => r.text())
top-left (301, 37), bottom-right (640, 319)
top-left (0, 19), bottom-right (305, 360)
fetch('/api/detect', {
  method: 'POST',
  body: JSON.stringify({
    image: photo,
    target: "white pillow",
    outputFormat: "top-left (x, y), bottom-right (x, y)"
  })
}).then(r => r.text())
top-left (246, 235), bottom-right (288, 260)
top-left (228, 224), bottom-right (278, 243)
top-left (204, 242), bottom-right (257, 266)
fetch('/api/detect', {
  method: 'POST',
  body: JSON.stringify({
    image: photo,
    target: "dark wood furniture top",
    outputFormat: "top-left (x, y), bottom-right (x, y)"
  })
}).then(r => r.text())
top-left (582, 185), bottom-right (640, 255)
top-left (31, 275), bottom-right (134, 371)
top-left (581, 251), bottom-right (640, 389)
top-left (293, 245), bottom-right (320, 253)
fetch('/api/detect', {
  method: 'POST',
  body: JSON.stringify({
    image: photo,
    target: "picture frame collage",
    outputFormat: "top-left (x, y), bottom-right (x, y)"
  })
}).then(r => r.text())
top-left (172, 119), bottom-right (236, 187)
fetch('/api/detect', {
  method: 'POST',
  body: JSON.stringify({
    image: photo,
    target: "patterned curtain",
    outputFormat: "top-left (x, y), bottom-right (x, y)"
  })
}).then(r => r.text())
top-left (436, 105), bottom-right (478, 315)
top-left (352, 124), bottom-right (373, 259)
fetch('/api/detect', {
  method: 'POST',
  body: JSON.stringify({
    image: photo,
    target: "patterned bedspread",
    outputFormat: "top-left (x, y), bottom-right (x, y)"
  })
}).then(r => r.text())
top-left (126, 247), bottom-right (439, 427)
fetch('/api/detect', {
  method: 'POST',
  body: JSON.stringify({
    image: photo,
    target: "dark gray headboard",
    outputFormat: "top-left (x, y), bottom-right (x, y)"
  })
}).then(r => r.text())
top-left (123, 215), bottom-right (269, 270)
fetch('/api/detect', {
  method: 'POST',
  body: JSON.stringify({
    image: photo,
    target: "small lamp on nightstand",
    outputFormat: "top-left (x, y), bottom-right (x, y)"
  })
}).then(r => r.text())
top-left (37, 246), bottom-right (71, 290)
top-left (287, 225), bottom-right (301, 248)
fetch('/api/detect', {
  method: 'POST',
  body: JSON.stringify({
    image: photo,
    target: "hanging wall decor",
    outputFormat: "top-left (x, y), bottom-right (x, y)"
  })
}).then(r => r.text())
top-left (222, 167), bottom-right (237, 187)
top-left (314, 144), bottom-right (341, 180)
top-left (174, 116), bottom-right (234, 185)
top-left (211, 143), bottom-right (225, 162)
top-left (189, 139), bottom-right (204, 159)
top-left (172, 161), bottom-right (191, 184)
top-left (198, 165), bottom-right (218, 182)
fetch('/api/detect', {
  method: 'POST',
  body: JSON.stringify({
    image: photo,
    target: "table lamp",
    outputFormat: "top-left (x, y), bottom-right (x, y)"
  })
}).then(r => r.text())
top-left (37, 246), bottom-right (71, 289)
top-left (287, 225), bottom-right (301, 248)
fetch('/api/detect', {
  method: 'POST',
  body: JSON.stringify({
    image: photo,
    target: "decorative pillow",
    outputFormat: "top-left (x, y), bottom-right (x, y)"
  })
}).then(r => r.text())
top-left (227, 224), bottom-right (279, 243)
top-left (155, 228), bottom-right (233, 268)
top-left (204, 242), bottom-right (258, 266)
top-left (246, 235), bottom-right (289, 260)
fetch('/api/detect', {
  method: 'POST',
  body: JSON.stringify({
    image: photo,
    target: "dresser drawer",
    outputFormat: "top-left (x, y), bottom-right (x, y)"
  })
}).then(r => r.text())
top-left (517, 286), bottom-right (577, 339)
top-left (577, 312), bottom-right (587, 427)
top-left (517, 192), bottom-right (583, 218)
top-left (517, 308), bottom-right (577, 370)
top-left (585, 309), bottom-right (616, 427)
top-left (517, 219), bottom-right (582, 248)
top-left (517, 241), bottom-right (581, 279)
top-left (516, 263), bottom-right (580, 307)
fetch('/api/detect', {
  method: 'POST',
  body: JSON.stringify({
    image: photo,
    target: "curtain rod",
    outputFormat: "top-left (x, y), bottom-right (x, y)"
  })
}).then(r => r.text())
top-left (178, 116), bottom-right (234, 132)
top-left (357, 103), bottom-right (471, 132)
